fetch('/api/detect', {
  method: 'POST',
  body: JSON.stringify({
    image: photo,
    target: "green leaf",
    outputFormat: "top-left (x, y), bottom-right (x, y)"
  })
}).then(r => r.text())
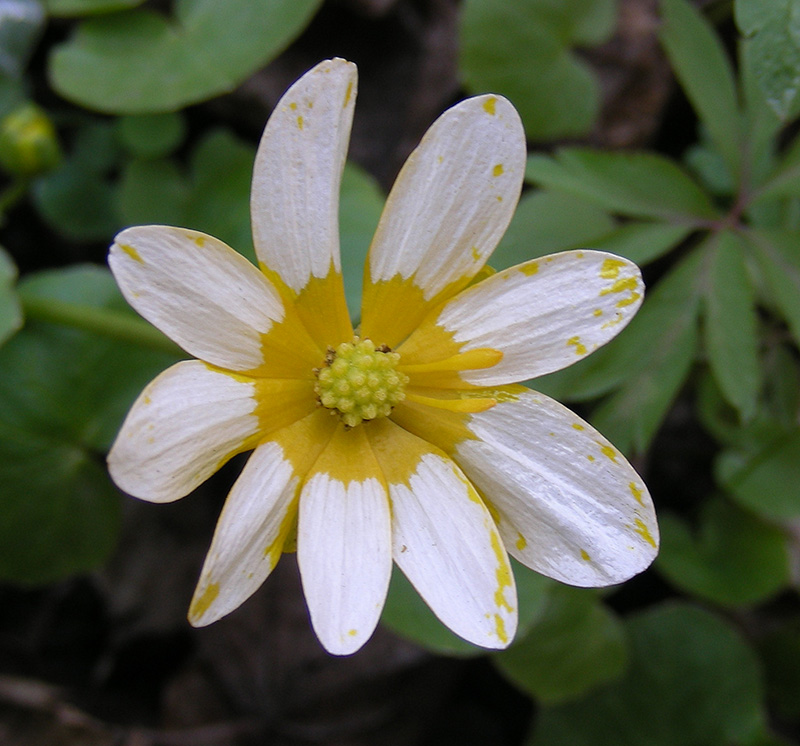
top-left (657, 498), bottom-right (789, 606)
top-left (116, 112), bottom-right (185, 159)
top-left (529, 604), bottom-right (767, 746)
top-left (735, 0), bottom-right (800, 120)
top-left (0, 265), bottom-right (180, 583)
top-left (459, 0), bottom-right (616, 140)
top-left (381, 559), bottom-right (552, 657)
top-left (48, 0), bottom-right (323, 114)
top-left (33, 154), bottom-right (120, 241)
top-left (759, 616), bottom-right (800, 721)
top-left (0, 245), bottom-right (22, 346)
top-left (494, 587), bottom-right (627, 704)
top-left (43, 0), bottom-right (145, 15)
top-left (535, 247), bottom-right (703, 421)
top-left (748, 229), bottom-right (800, 347)
top-left (184, 129), bottom-right (255, 262)
top-left (492, 191), bottom-right (615, 271)
top-left (526, 149), bottom-right (717, 221)
top-left (660, 0), bottom-right (742, 179)
top-left (582, 221), bottom-right (691, 266)
top-left (0, 0), bottom-right (45, 78)
top-left (32, 119), bottom-right (122, 241)
top-left (339, 162), bottom-right (384, 320)
top-left (117, 158), bottom-right (188, 226)
top-left (753, 131), bottom-right (800, 203)
top-left (725, 427), bottom-right (800, 520)
top-left (703, 231), bottom-right (761, 420)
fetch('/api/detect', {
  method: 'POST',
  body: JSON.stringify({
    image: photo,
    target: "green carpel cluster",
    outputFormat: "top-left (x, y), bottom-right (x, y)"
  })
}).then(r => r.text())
top-left (315, 338), bottom-right (408, 427)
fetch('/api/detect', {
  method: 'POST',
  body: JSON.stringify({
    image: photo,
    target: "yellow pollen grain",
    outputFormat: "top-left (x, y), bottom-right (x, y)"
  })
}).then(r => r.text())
top-left (119, 243), bottom-right (143, 263)
top-left (483, 96), bottom-right (497, 115)
top-left (600, 277), bottom-right (639, 296)
top-left (348, 629), bottom-right (357, 637)
top-left (633, 518), bottom-right (657, 548)
top-left (600, 257), bottom-right (627, 279)
top-left (189, 582), bottom-right (219, 621)
top-left (519, 261), bottom-right (539, 276)
top-left (593, 308), bottom-right (603, 316)
top-left (494, 614), bottom-right (508, 645)
top-left (587, 454), bottom-right (595, 462)
top-left (492, 163), bottom-right (504, 177)
top-left (289, 102), bottom-right (297, 110)
top-left (617, 292), bottom-right (641, 308)
top-left (580, 549), bottom-right (591, 561)
top-left (567, 336), bottom-right (587, 355)
top-left (515, 533), bottom-right (527, 551)
top-left (344, 81), bottom-right (353, 106)
top-left (629, 482), bottom-right (644, 505)
top-left (598, 443), bottom-right (618, 463)
top-left (297, 115), bottom-right (304, 130)
top-left (471, 245), bottom-right (481, 261)
top-left (491, 532), bottom-right (514, 614)
top-left (194, 235), bottom-right (206, 247)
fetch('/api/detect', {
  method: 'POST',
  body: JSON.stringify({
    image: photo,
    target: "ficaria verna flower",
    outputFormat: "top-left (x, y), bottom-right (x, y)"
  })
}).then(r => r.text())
top-left (108, 58), bottom-right (658, 656)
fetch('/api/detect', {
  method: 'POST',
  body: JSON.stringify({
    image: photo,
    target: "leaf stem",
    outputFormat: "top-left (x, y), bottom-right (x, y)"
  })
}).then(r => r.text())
top-left (20, 293), bottom-right (183, 356)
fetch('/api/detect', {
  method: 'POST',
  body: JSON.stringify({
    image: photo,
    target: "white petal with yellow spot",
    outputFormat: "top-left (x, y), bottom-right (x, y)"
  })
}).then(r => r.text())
top-left (108, 361), bottom-right (261, 503)
top-left (404, 250), bottom-right (644, 386)
top-left (110, 226), bottom-right (284, 371)
top-left (366, 420), bottom-right (517, 649)
top-left (189, 440), bottom-right (300, 627)
top-left (360, 94), bottom-right (525, 346)
top-left (296, 424), bottom-right (392, 655)
top-left (454, 389), bottom-right (658, 586)
top-left (251, 58), bottom-right (356, 293)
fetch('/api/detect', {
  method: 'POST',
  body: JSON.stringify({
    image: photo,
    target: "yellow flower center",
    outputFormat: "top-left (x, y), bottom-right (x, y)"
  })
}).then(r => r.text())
top-left (315, 337), bottom-right (408, 427)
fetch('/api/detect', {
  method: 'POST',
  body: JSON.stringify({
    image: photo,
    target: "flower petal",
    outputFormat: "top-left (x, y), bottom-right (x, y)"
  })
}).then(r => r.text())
top-left (367, 419), bottom-right (517, 649)
top-left (396, 388), bottom-right (658, 586)
top-left (188, 410), bottom-right (339, 627)
top-left (360, 94), bottom-right (525, 348)
top-left (251, 58), bottom-right (355, 346)
top-left (188, 442), bottom-right (299, 627)
top-left (397, 251), bottom-right (644, 386)
top-left (297, 425), bottom-right (392, 655)
top-left (109, 226), bottom-right (320, 375)
top-left (108, 361), bottom-right (316, 503)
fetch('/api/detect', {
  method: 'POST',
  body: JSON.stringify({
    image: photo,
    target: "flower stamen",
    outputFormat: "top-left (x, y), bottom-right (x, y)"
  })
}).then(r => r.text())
top-left (315, 337), bottom-right (408, 427)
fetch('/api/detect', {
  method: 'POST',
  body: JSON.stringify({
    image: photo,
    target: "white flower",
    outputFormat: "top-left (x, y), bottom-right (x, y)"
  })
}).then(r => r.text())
top-left (107, 58), bottom-right (658, 656)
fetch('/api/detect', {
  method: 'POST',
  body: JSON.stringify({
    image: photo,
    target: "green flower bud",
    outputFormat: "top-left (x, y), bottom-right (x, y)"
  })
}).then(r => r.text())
top-left (0, 103), bottom-right (61, 177)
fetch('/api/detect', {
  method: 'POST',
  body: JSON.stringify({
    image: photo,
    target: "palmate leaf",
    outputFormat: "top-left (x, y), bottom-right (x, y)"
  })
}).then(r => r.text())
top-left (525, 149), bottom-right (717, 222)
top-left (703, 231), bottom-right (761, 421)
top-left (747, 229), bottom-right (800, 347)
top-left (735, 0), bottom-right (800, 121)
top-left (0, 266), bottom-right (180, 583)
top-left (723, 427), bottom-right (800, 521)
top-left (660, 0), bottom-right (743, 180)
top-left (48, 0), bottom-right (323, 113)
